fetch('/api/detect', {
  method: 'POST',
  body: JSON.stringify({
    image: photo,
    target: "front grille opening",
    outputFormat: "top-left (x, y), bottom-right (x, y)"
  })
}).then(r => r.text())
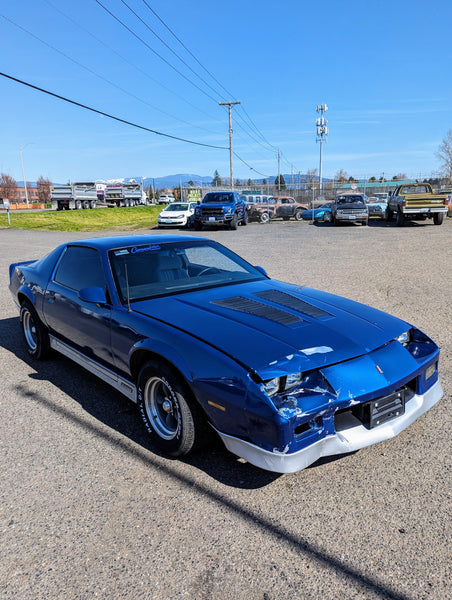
top-left (294, 422), bottom-right (310, 436)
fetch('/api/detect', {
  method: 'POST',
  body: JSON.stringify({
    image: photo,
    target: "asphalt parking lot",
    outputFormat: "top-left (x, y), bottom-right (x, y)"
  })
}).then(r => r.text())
top-left (0, 219), bottom-right (450, 600)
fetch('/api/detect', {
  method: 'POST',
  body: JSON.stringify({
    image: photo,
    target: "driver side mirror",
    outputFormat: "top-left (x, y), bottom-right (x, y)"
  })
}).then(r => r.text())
top-left (78, 286), bottom-right (107, 305)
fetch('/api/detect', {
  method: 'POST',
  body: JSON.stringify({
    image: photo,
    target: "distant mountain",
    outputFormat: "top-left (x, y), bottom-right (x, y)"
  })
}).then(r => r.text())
top-left (17, 173), bottom-right (329, 190)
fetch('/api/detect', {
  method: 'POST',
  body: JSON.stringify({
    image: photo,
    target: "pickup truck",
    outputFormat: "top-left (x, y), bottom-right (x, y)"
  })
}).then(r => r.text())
top-left (193, 191), bottom-right (247, 230)
top-left (386, 183), bottom-right (447, 226)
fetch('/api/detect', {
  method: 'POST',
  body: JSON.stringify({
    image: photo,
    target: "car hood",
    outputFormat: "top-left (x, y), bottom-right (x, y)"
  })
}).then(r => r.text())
top-left (159, 210), bottom-right (189, 217)
top-left (132, 280), bottom-right (409, 376)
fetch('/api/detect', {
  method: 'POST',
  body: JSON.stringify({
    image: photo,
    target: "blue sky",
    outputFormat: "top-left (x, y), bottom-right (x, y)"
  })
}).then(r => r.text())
top-left (1, 0), bottom-right (451, 184)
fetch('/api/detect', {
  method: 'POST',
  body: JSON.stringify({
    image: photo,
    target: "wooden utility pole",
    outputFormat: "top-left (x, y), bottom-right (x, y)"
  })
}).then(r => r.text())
top-left (219, 101), bottom-right (241, 189)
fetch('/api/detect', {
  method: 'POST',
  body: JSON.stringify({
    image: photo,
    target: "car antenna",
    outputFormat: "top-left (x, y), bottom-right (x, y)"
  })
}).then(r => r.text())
top-left (125, 263), bottom-right (131, 312)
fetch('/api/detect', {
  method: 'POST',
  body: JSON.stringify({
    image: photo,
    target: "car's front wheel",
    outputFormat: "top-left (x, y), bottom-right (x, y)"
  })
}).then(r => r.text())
top-left (396, 210), bottom-right (405, 226)
top-left (20, 300), bottom-right (51, 359)
top-left (137, 361), bottom-right (204, 456)
top-left (229, 213), bottom-right (238, 230)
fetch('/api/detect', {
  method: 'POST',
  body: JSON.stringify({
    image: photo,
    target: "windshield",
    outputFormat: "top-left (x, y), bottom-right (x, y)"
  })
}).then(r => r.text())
top-left (203, 193), bottom-right (234, 204)
top-left (163, 203), bottom-right (189, 211)
top-left (336, 195), bottom-right (365, 205)
top-left (109, 240), bottom-right (266, 303)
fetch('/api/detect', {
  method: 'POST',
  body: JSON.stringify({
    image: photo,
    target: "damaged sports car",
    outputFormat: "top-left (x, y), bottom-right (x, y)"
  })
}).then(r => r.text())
top-left (9, 235), bottom-right (442, 473)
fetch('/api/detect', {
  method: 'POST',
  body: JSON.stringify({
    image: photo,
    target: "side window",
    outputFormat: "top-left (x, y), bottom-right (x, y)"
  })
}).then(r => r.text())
top-left (289, 199), bottom-right (294, 204)
top-left (54, 246), bottom-right (106, 292)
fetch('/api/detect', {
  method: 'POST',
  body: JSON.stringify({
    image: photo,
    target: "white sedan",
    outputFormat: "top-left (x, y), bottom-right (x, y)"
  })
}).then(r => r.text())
top-left (157, 202), bottom-right (197, 228)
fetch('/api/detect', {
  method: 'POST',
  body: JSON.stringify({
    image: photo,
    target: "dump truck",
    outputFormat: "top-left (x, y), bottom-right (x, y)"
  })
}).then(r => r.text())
top-left (51, 182), bottom-right (98, 210)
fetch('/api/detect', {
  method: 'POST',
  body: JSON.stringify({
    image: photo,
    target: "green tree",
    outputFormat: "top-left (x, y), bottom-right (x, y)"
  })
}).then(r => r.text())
top-left (275, 174), bottom-right (286, 189)
top-left (212, 170), bottom-right (222, 187)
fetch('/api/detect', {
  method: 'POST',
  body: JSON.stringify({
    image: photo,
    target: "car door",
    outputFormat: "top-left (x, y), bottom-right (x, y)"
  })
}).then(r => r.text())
top-left (43, 245), bottom-right (114, 368)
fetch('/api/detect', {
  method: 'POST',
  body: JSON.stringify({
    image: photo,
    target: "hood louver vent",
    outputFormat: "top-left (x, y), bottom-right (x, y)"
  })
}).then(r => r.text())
top-left (254, 290), bottom-right (331, 318)
top-left (211, 296), bottom-right (302, 326)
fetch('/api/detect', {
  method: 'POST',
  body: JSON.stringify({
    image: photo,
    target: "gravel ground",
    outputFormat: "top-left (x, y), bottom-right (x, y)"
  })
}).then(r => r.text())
top-left (0, 219), bottom-right (450, 600)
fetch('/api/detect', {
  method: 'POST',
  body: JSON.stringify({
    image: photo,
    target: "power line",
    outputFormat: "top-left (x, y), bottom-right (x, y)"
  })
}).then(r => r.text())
top-left (0, 72), bottom-right (228, 149)
top-left (93, 0), bottom-right (219, 104)
top-left (139, 0), bottom-right (235, 100)
top-left (118, 0), bottom-right (227, 102)
top-left (42, 0), bottom-right (222, 129)
top-left (1, 13), bottom-right (217, 134)
top-left (137, 1), bottom-right (280, 157)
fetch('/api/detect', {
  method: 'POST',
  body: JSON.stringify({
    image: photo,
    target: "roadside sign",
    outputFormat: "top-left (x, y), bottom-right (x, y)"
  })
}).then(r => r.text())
top-left (351, 183), bottom-right (357, 190)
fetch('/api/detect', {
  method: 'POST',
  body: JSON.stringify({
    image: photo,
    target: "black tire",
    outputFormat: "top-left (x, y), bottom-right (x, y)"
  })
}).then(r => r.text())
top-left (333, 216), bottom-right (339, 226)
top-left (229, 213), bottom-right (238, 230)
top-left (385, 207), bottom-right (393, 222)
top-left (90, 200), bottom-right (97, 209)
top-left (75, 200), bottom-right (82, 210)
top-left (137, 360), bottom-right (204, 456)
top-left (260, 211), bottom-right (270, 224)
top-left (433, 213), bottom-right (444, 225)
top-left (294, 210), bottom-right (303, 221)
top-left (396, 210), bottom-right (405, 226)
top-left (82, 200), bottom-right (90, 209)
top-left (241, 211), bottom-right (248, 226)
top-left (323, 212), bottom-right (332, 223)
top-left (20, 300), bottom-right (51, 360)
top-left (194, 220), bottom-right (203, 231)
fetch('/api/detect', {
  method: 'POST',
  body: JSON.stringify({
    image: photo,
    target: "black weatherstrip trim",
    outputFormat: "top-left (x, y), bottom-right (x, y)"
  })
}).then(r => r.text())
top-left (210, 296), bottom-right (302, 326)
top-left (254, 290), bottom-right (331, 318)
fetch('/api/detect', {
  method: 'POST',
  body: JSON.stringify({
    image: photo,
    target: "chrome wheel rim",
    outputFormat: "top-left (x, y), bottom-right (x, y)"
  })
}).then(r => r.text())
top-left (144, 377), bottom-right (179, 440)
top-left (23, 310), bottom-right (37, 351)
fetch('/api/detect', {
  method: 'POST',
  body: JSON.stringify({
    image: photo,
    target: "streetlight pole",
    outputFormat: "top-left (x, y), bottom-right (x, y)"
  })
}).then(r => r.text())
top-left (219, 101), bottom-right (241, 189)
top-left (20, 142), bottom-right (34, 208)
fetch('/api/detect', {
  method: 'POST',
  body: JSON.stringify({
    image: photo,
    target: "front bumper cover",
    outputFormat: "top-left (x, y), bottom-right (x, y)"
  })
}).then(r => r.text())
top-left (215, 379), bottom-right (443, 473)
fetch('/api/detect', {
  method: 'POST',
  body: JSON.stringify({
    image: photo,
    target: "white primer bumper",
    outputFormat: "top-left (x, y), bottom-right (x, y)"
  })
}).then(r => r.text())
top-left (216, 380), bottom-right (443, 473)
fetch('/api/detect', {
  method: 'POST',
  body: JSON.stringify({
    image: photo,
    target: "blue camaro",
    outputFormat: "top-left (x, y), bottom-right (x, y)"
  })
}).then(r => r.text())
top-left (9, 235), bottom-right (442, 473)
top-left (301, 202), bottom-right (333, 222)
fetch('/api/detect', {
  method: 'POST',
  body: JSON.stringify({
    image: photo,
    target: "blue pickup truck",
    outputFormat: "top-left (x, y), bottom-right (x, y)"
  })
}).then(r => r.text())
top-left (193, 191), bottom-right (247, 230)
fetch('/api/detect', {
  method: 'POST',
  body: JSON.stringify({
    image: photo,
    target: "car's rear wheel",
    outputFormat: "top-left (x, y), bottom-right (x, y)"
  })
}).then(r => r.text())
top-left (294, 210), bottom-right (303, 221)
top-left (323, 212), bottom-right (332, 223)
top-left (385, 207), bottom-right (393, 221)
top-left (137, 360), bottom-right (204, 456)
top-left (433, 213), bottom-right (444, 225)
top-left (20, 300), bottom-right (51, 359)
top-left (260, 212), bottom-right (270, 223)
top-left (230, 213), bottom-right (238, 230)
